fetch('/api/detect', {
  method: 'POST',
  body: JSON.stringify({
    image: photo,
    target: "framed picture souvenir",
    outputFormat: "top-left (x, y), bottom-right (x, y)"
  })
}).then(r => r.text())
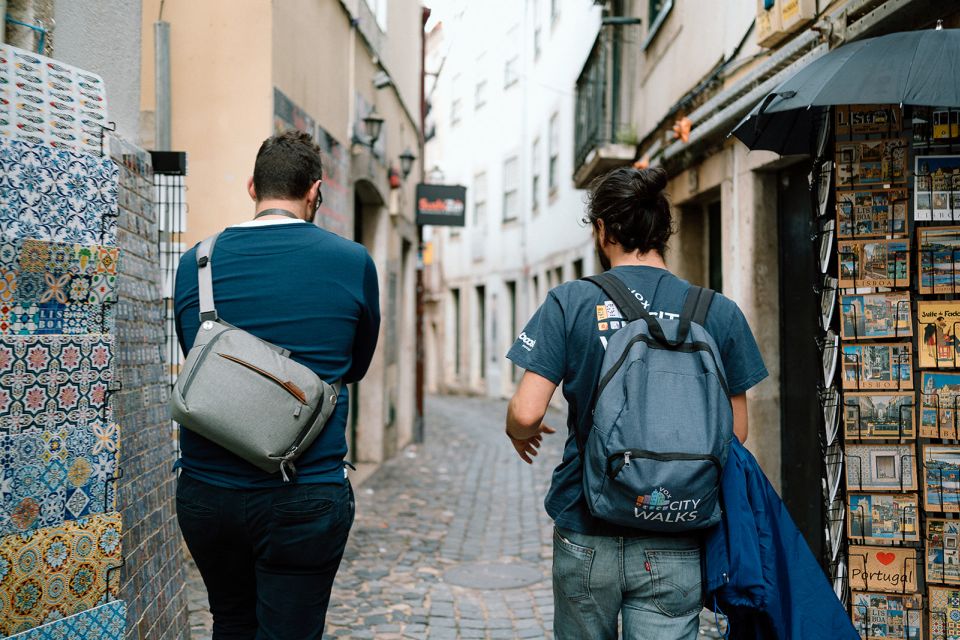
top-left (848, 493), bottom-right (920, 545)
top-left (843, 392), bottom-right (915, 441)
top-left (826, 492), bottom-right (844, 562)
top-left (836, 139), bottom-right (909, 189)
top-left (848, 545), bottom-right (918, 594)
top-left (920, 372), bottom-right (960, 439)
top-left (821, 276), bottom-right (838, 330)
top-left (927, 518), bottom-right (960, 585)
top-left (817, 161), bottom-right (833, 219)
top-left (841, 342), bottom-right (913, 391)
top-left (838, 239), bottom-right (910, 289)
top-left (819, 220), bottom-right (836, 273)
top-left (836, 188), bottom-right (909, 239)
top-left (846, 444), bottom-right (917, 493)
top-left (923, 445), bottom-right (960, 513)
top-left (914, 155), bottom-right (960, 222)
top-left (850, 592), bottom-right (922, 640)
top-left (918, 301), bottom-right (960, 368)
top-left (839, 292), bottom-right (911, 340)
top-left (918, 226), bottom-right (960, 294)
top-left (836, 104), bottom-right (904, 137)
top-left (929, 585), bottom-right (960, 639)
top-left (823, 329), bottom-right (840, 387)
top-left (823, 386), bottom-right (840, 446)
top-left (825, 439), bottom-right (844, 505)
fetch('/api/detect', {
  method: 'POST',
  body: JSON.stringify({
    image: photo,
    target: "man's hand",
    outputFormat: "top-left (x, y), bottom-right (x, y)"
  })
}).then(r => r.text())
top-left (507, 423), bottom-right (556, 464)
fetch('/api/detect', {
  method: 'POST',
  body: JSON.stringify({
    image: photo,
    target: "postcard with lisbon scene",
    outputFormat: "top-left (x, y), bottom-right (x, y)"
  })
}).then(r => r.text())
top-left (837, 189), bottom-right (909, 238)
top-left (839, 239), bottom-right (910, 289)
top-left (918, 301), bottom-right (960, 368)
top-left (923, 446), bottom-right (960, 513)
top-left (835, 104), bottom-right (904, 137)
top-left (836, 139), bottom-right (909, 189)
top-left (851, 592), bottom-right (922, 640)
top-left (840, 292), bottom-right (911, 340)
top-left (919, 226), bottom-right (960, 294)
top-left (847, 444), bottom-right (917, 493)
top-left (843, 393), bottom-right (915, 441)
top-left (848, 493), bottom-right (919, 545)
top-left (921, 373), bottom-right (960, 439)
top-left (915, 156), bottom-right (960, 222)
top-left (927, 518), bottom-right (960, 585)
top-left (842, 342), bottom-right (913, 391)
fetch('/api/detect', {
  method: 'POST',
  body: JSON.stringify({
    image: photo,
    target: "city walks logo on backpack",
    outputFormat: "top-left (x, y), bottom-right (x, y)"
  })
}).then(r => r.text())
top-left (634, 487), bottom-right (701, 523)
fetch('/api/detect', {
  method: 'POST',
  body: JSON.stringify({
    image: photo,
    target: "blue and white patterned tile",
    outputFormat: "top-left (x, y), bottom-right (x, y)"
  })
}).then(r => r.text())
top-left (0, 138), bottom-right (118, 246)
top-left (3, 599), bottom-right (125, 639)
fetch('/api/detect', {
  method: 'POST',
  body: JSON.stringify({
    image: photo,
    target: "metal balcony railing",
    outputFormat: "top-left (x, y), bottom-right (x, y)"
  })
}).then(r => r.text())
top-left (574, 27), bottom-right (637, 176)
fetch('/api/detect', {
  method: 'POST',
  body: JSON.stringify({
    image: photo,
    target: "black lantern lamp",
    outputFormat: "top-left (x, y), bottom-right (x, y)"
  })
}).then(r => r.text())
top-left (362, 109), bottom-right (385, 146)
top-left (399, 148), bottom-right (417, 179)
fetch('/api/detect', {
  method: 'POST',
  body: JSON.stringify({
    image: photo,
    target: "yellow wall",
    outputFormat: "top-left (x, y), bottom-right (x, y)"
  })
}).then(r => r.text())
top-left (271, 0), bottom-right (351, 143)
top-left (141, 0), bottom-right (273, 246)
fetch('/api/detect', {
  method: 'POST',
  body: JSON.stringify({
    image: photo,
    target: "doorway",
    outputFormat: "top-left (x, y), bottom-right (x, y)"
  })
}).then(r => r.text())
top-left (777, 166), bottom-right (823, 561)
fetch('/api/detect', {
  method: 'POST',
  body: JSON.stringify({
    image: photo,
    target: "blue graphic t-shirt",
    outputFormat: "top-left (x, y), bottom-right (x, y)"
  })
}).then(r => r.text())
top-left (506, 266), bottom-right (768, 536)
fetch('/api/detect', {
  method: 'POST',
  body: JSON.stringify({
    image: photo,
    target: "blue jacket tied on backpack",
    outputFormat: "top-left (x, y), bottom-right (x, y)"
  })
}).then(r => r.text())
top-left (705, 440), bottom-right (857, 640)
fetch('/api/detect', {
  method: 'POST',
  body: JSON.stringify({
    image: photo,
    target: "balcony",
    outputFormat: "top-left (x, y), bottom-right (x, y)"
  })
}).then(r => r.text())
top-left (573, 29), bottom-right (638, 189)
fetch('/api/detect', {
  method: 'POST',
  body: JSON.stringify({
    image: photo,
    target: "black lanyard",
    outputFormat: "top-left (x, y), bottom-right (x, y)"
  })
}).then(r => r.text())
top-left (253, 208), bottom-right (300, 220)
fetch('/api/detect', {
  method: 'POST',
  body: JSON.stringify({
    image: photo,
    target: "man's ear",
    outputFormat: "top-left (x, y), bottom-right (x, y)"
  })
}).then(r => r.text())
top-left (247, 177), bottom-right (257, 201)
top-left (309, 179), bottom-right (322, 203)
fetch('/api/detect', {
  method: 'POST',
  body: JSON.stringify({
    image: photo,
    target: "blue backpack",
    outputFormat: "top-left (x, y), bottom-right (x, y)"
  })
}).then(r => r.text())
top-left (580, 272), bottom-right (733, 532)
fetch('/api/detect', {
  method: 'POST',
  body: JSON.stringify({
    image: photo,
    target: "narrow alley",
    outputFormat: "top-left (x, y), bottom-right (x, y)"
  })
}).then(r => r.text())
top-left (187, 395), bottom-right (724, 640)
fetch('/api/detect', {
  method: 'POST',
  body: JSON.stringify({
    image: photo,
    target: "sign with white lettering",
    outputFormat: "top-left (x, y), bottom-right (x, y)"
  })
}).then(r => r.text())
top-left (416, 184), bottom-right (467, 227)
top-left (849, 545), bottom-right (918, 593)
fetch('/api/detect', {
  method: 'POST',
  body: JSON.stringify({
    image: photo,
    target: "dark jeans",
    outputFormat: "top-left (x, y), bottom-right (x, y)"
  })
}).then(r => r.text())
top-left (176, 472), bottom-right (355, 640)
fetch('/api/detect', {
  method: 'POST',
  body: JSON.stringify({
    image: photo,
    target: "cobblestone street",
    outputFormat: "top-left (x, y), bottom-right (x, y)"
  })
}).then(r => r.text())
top-left (187, 394), bottom-right (723, 639)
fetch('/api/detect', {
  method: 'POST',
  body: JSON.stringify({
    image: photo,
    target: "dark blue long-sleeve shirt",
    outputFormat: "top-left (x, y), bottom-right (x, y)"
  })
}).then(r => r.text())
top-left (173, 221), bottom-right (380, 488)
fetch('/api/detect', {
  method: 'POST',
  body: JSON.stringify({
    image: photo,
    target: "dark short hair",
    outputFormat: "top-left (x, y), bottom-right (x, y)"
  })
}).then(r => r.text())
top-left (252, 130), bottom-right (323, 201)
top-left (586, 166), bottom-right (675, 256)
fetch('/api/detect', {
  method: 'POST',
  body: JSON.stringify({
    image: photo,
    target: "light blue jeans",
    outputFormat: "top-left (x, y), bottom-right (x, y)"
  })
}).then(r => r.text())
top-left (553, 526), bottom-right (703, 640)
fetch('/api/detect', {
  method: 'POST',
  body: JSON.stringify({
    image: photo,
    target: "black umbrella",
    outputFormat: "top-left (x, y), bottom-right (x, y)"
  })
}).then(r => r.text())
top-left (732, 25), bottom-right (960, 154)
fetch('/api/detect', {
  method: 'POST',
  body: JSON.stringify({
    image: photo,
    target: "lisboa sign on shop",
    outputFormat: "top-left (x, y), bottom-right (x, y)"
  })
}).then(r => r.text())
top-left (416, 184), bottom-right (467, 227)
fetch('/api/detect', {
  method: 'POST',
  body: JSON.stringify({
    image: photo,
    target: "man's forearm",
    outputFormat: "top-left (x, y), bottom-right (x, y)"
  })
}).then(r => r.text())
top-left (505, 397), bottom-right (544, 440)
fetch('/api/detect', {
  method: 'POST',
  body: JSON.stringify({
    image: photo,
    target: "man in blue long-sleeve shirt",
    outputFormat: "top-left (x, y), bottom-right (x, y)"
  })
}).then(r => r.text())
top-left (173, 130), bottom-right (380, 639)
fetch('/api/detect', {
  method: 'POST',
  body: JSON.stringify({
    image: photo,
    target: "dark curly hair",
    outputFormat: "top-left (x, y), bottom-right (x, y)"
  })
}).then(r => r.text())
top-left (586, 166), bottom-right (675, 256)
top-left (253, 129), bottom-right (324, 201)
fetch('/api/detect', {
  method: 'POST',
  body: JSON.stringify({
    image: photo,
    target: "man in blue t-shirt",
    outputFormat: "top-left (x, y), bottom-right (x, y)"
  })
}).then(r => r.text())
top-left (506, 167), bottom-right (767, 640)
top-left (173, 130), bottom-right (380, 638)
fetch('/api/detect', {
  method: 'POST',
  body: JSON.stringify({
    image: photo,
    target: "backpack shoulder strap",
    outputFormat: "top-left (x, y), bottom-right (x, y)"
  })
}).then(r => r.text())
top-left (678, 286), bottom-right (716, 340)
top-left (197, 233), bottom-right (221, 322)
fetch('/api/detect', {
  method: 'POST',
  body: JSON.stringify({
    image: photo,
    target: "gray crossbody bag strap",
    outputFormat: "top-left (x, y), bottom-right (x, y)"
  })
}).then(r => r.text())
top-left (196, 234), bottom-right (220, 323)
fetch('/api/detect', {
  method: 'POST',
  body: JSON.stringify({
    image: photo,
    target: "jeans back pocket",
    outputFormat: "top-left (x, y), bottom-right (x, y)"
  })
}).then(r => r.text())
top-left (645, 548), bottom-right (703, 617)
top-left (553, 528), bottom-right (594, 602)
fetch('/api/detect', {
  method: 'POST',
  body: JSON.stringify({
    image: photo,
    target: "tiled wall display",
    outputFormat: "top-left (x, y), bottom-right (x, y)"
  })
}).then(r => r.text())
top-left (109, 138), bottom-right (189, 640)
top-left (0, 44), bottom-right (133, 639)
top-left (822, 104), bottom-right (960, 639)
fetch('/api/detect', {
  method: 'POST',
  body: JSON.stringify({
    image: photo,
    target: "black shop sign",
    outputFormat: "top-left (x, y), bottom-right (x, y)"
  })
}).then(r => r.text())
top-left (415, 184), bottom-right (467, 227)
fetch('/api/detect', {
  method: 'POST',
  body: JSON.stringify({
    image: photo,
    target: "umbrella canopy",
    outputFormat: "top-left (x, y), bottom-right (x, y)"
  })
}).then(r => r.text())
top-left (732, 26), bottom-right (960, 154)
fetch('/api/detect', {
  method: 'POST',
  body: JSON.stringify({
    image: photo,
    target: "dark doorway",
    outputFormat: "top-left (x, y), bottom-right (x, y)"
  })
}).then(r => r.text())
top-left (476, 285), bottom-right (486, 381)
top-left (777, 166), bottom-right (823, 562)
top-left (707, 200), bottom-right (723, 293)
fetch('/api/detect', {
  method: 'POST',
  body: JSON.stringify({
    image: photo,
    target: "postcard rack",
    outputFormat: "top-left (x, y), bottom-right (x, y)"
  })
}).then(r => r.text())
top-left (819, 104), bottom-right (960, 639)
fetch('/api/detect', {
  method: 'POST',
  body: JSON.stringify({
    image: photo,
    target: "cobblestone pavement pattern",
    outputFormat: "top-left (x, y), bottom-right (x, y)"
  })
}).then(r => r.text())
top-left (186, 394), bottom-right (724, 639)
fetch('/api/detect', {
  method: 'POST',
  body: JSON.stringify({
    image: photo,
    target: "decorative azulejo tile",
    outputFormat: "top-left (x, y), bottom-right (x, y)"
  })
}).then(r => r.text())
top-left (4, 599), bottom-right (125, 639)
top-left (0, 138), bottom-right (119, 246)
top-left (0, 512), bottom-right (122, 636)
top-left (0, 421), bottom-right (120, 536)
top-left (0, 335), bottom-right (113, 435)
top-left (0, 43), bottom-right (109, 157)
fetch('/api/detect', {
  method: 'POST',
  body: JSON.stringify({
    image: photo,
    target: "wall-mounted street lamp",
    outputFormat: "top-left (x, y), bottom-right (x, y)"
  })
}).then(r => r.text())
top-left (355, 109), bottom-right (385, 147)
top-left (399, 148), bottom-right (417, 180)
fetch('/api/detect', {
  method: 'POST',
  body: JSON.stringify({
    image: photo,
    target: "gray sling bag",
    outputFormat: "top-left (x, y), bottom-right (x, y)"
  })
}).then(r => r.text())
top-left (170, 233), bottom-right (341, 481)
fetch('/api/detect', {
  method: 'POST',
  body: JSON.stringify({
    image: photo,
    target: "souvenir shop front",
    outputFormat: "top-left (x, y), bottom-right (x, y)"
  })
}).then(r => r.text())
top-left (744, 27), bottom-right (960, 639)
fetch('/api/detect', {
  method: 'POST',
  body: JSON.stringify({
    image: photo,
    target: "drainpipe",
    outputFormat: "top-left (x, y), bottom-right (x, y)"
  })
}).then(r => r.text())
top-left (155, 19), bottom-right (171, 150)
top-left (414, 6), bottom-right (431, 445)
